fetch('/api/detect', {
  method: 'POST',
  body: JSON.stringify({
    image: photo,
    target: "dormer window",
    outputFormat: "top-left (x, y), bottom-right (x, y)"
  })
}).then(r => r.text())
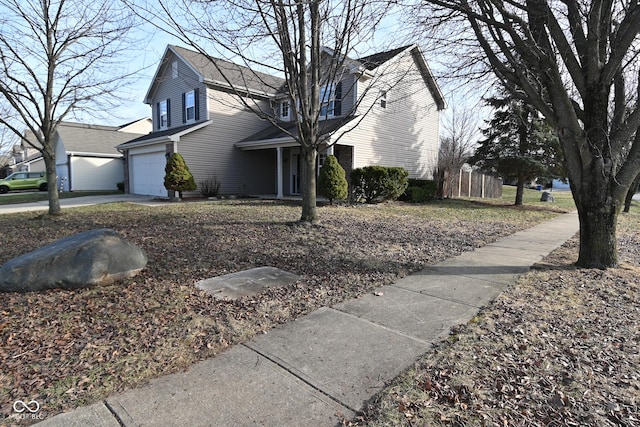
top-left (281, 101), bottom-right (290, 119)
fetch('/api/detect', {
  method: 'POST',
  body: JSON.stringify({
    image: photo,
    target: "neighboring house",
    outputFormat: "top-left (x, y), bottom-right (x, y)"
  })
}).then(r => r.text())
top-left (14, 119), bottom-right (151, 191)
top-left (118, 44), bottom-right (446, 198)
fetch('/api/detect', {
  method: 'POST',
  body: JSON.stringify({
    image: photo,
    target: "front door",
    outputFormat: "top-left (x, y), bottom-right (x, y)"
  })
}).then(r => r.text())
top-left (291, 152), bottom-right (300, 194)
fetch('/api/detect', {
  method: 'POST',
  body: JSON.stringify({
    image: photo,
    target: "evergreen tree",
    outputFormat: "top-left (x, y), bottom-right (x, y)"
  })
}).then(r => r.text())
top-left (471, 96), bottom-right (563, 205)
top-left (164, 153), bottom-right (197, 199)
top-left (317, 155), bottom-right (348, 204)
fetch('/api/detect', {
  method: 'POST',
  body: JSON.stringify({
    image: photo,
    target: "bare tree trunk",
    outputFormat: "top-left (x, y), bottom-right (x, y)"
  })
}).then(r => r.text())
top-left (42, 149), bottom-right (61, 215)
top-left (300, 147), bottom-right (318, 223)
top-left (515, 177), bottom-right (525, 206)
top-left (623, 172), bottom-right (640, 213)
top-left (571, 154), bottom-right (622, 268)
top-left (575, 199), bottom-right (619, 269)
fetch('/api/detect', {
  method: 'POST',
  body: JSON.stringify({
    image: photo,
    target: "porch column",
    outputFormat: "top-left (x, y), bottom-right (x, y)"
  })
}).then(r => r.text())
top-left (276, 146), bottom-right (283, 199)
top-left (326, 145), bottom-right (334, 155)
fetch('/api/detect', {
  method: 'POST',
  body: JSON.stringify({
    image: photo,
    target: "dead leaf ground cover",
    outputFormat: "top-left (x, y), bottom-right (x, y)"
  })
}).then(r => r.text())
top-left (350, 206), bottom-right (640, 427)
top-left (0, 195), bottom-right (567, 425)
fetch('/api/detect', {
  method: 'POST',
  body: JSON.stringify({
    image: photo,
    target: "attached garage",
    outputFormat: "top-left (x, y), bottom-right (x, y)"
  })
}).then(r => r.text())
top-left (69, 155), bottom-right (124, 191)
top-left (129, 148), bottom-right (167, 197)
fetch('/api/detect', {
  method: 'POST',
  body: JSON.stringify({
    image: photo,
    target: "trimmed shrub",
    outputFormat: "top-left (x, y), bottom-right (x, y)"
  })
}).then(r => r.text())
top-left (317, 155), bottom-right (348, 204)
top-left (200, 175), bottom-right (221, 197)
top-left (406, 186), bottom-right (426, 203)
top-left (164, 153), bottom-right (196, 198)
top-left (402, 179), bottom-right (437, 203)
top-left (384, 167), bottom-right (409, 200)
top-left (350, 166), bottom-right (409, 203)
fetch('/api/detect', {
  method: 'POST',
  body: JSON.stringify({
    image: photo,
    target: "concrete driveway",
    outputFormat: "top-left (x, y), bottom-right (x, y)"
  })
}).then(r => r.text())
top-left (0, 194), bottom-right (164, 214)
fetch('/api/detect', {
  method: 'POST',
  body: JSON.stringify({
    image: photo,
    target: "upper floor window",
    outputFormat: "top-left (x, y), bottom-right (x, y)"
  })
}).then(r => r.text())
top-left (319, 84), bottom-right (335, 118)
top-left (182, 89), bottom-right (200, 123)
top-left (158, 100), bottom-right (169, 129)
top-left (380, 91), bottom-right (387, 109)
top-left (281, 101), bottom-right (290, 119)
top-left (184, 91), bottom-right (195, 122)
top-left (172, 61), bottom-right (178, 78)
top-left (319, 82), bottom-right (342, 119)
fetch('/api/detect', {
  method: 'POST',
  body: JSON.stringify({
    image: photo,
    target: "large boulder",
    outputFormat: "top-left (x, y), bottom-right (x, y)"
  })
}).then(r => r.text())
top-left (0, 229), bottom-right (148, 293)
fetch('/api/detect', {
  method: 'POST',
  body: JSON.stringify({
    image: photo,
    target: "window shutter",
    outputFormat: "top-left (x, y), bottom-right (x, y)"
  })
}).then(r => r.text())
top-left (334, 82), bottom-right (342, 116)
top-left (182, 93), bottom-right (186, 124)
top-left (156, 102), bottom-right (161, 129)
top-left (194, 88), bottom-right (200, 121)
top-left (166, 99), bottom-right (171, 127)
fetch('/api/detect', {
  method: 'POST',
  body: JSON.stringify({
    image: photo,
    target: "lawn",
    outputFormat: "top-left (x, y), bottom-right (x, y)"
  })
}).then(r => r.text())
top-left (0, 190), bottom-right (579, 424)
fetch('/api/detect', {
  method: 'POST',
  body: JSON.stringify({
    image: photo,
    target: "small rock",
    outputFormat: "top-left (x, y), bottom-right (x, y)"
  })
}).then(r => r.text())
top-left (0, 229), bottom-right (148, 293)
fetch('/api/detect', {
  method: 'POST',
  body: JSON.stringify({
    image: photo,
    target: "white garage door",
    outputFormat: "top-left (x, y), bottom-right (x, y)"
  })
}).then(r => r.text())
top-left (71, 157), bottom-right (124, 191)
top-left (130, 151), bottom-right (167, 197)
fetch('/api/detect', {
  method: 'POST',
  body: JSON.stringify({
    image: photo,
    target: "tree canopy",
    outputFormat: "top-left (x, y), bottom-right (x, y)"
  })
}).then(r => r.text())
top-left (416, 0), bottom-right (640, 268)
top-left (472, 95), bottom-right (562, 205)
top-left (0, 0), bottom-right (138, 215)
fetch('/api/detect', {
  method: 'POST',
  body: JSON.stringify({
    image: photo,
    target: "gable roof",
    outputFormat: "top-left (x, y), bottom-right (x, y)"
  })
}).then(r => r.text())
top-left (356, 45), bottom-right (414, 70)
top-left (144, 45), bottom-right (286, 104)
top-left (144, 43), bottom-right (445, 111)
top-left (117, 120), bottom-right (213, 150)
top-left (55, 122), bottom-right (145, 155)
top-left (355, 44), bottom-right (446, 111)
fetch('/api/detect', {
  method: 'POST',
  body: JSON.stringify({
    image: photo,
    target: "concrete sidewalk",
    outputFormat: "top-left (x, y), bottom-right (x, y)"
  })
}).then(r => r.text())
top-left (0, 194), bottom-right (165, 214)
top-left (35, 212), bottom-right (580, 427)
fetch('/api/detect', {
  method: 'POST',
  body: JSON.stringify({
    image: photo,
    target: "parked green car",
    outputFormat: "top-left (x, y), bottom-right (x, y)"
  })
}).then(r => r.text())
top-left (0, 171), bottom-right (48, 193)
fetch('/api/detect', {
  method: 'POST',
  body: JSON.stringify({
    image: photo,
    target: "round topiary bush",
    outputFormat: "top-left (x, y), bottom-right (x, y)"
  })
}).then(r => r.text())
top-left (317, 154), bottom-right (348, 204)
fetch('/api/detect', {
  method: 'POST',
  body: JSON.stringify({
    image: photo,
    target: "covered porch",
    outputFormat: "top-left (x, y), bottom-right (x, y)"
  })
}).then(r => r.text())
top-left (235, 118), bottom-right (356, 199)
top-left (236, 140), bottom-right (354, 199)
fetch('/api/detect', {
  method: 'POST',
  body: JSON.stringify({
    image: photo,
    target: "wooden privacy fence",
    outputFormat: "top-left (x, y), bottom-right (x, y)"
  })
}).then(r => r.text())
top-left (443, 167), bottom-right (502, 199)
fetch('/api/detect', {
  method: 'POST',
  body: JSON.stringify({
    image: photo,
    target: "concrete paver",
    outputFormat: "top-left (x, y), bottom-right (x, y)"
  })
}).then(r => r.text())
top-left (246, 307), bottom-right (429, 412)
top-left (394, 271), bottom-right (511, 307)
top-left (27, 205), bottom-right (579, 427)
top-left (106, 345), bottom-right (350, 427)
top-left (196, 266), bottom-right (300, 300)
top-left (34, 402), bottom-right (119, 427)
top-left (334, 285), bottom-right (479, 342)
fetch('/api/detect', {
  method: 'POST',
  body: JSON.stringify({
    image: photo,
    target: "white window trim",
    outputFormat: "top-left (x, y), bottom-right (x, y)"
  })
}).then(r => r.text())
top-left (319, 84), bottom-right (335, 118)
top-left (380, 91), bottom-right (387, 109)
top-left (281, 101), bottom-right (290, 119)
top-left (184, 90), bottom-right (195, 123)
top-left (159, 100), bottom-right (168, 129)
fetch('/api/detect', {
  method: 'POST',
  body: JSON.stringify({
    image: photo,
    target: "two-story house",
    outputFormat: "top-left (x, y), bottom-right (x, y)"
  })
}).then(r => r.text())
top-left (117, 44), bottom-right (446, 198)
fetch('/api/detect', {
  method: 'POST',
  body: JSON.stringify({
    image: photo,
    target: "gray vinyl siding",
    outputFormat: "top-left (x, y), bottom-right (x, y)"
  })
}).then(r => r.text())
top-left (151, 52), bottom-right (207, 130)
top-left (337, 72), bottom-right (357, 116)
top-left (339, 53), bottom-right (440, 179)
top-left (177, 90), bottom-right (276, 195)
